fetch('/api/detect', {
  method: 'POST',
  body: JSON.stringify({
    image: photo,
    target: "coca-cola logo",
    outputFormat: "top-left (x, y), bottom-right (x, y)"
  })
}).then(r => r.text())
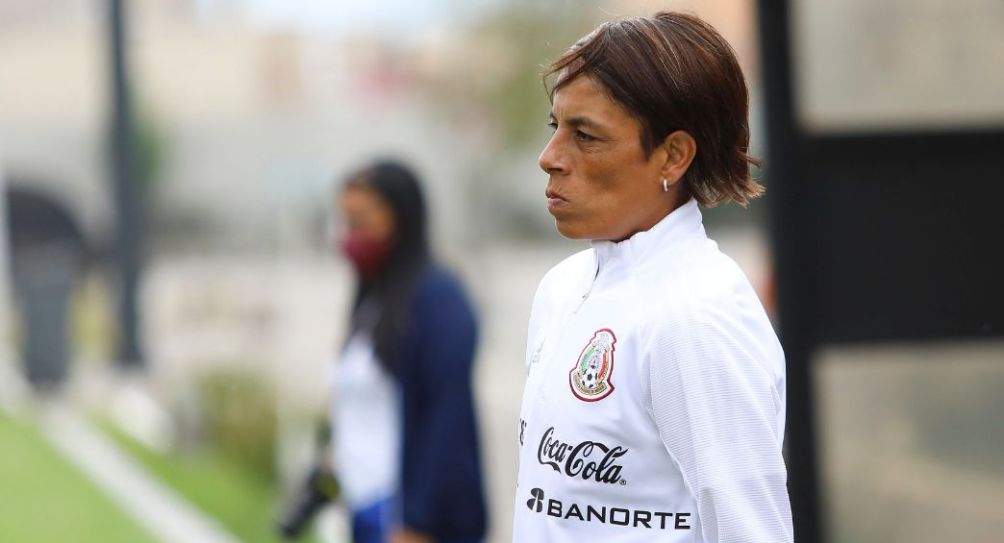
top-left (537, 426), bottom-right (628, 485)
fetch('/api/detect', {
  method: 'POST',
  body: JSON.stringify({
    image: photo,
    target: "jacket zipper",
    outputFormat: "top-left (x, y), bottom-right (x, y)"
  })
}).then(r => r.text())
top-left (572, 287), bottom-right (591, 315)
top-left (572, 263), bottom-right (599, 315)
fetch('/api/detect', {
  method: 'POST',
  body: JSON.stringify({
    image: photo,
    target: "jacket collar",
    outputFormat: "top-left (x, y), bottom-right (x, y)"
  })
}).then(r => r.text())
top-left (590, 197), bottom-right (706, 275)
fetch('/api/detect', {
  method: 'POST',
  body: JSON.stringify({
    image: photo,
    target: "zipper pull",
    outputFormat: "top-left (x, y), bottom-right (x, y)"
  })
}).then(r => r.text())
top-left (573, 258), bottom-right (600, 315)
top-left (530, 341), bottom-right (544, 366)
top-left (572, 287), bottom-right (591, 315)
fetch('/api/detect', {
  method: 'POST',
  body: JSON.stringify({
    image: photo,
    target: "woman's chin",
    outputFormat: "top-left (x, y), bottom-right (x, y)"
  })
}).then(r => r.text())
top-left (553, 219), bottom-right (592, 240)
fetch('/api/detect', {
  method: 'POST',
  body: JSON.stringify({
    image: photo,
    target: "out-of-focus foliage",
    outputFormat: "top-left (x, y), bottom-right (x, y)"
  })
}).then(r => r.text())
top-left (136, 110), bottom-right (167, 197)
top-left (424, 1), bottom-right (601, 152)
top-left (468, 5), bottom-right (596, 149)
top-left (194, 367), bottom-right (278, 478)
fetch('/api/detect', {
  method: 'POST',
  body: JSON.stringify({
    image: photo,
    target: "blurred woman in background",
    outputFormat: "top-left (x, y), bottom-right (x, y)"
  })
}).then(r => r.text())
top-left (331, 160), bottom-right (487, 543)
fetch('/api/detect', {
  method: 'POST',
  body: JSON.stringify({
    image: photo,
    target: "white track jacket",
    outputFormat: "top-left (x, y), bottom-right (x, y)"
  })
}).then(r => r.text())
top-left (513, 199), bottom-right (793, 542)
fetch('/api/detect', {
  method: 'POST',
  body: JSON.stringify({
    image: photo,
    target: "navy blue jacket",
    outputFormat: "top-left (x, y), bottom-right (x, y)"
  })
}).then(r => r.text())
top-left (393, 266), bottom-right (487, 540)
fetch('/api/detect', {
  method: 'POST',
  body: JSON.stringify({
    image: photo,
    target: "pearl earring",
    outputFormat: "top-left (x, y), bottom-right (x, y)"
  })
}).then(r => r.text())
top-left (662, 178), bottom-right (669, 192)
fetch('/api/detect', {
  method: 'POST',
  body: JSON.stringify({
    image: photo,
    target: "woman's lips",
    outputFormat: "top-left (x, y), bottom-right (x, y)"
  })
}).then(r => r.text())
top-left (546, 190), bottom-right (569, 211)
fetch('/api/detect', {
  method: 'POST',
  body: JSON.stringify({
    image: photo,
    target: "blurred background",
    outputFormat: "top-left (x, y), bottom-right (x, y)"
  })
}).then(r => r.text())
top-left (0, 1), bottom-right (1001, 542)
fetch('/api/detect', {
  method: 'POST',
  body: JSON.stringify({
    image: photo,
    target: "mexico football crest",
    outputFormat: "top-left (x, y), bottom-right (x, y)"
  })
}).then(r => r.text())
top-left (569, 329), bottom-right (617, 402)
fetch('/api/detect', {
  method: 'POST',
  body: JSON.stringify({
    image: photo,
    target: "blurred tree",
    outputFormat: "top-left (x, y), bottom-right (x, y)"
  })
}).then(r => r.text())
top-left (135, 111), bottom-right (167, 198)
top-left (471, 6), bottom-right (593, 149)
top-left (410, 2), bottom-right (604, 239)
top-left (426, 1), bottom-right (601, 152)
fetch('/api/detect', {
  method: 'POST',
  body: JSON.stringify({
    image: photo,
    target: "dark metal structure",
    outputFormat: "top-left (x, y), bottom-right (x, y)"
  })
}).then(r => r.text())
top-left (107, 0), bottom-right (144, 368)
top-left (757, 1), bottom-right (1004, 541)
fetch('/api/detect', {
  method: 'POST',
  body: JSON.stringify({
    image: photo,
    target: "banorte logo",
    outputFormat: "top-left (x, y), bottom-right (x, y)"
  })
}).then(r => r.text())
top-left (526, 487), bottom-right (545, 513)
top-left (525, 487), bottom-right (692, 531)
top-left (537, 426), bottom-right (628, 485)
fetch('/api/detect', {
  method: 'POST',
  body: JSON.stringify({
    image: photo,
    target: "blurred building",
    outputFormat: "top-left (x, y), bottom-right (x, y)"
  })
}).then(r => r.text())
top-left (0, 0), bottom-right (491, 256)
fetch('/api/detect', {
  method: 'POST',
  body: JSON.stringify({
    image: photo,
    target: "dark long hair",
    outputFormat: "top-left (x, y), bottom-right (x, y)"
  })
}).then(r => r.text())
top-left (343, 160), bottom-right (430, 372)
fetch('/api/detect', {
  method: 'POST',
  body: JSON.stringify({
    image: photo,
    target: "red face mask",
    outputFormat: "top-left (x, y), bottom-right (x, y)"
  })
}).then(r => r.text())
top-left (339, 231), bottom-right (394, 280)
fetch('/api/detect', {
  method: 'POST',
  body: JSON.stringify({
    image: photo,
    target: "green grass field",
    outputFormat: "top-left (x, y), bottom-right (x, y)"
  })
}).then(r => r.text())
top-left (0, 412), bottom-right (156, 542)
top-left (100, 421), bottom-right (321, 543)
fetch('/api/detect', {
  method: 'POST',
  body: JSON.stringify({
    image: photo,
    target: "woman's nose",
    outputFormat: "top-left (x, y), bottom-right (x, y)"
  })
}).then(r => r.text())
top-left (538, 133), bottom-right (566, 175)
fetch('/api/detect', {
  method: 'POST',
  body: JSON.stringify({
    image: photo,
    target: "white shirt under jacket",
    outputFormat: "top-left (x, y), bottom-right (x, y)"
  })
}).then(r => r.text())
top-left (513, 198), bottom-right (793, 543)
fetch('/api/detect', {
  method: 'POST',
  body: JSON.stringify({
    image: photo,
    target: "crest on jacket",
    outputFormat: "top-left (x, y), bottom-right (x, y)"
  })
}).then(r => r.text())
top-left (569, 328), bottom-right (617, 402)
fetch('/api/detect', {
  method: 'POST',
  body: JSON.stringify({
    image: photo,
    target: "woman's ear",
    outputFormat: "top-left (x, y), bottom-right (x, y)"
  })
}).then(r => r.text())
top-left (660, 130), bottom-right (697, 187)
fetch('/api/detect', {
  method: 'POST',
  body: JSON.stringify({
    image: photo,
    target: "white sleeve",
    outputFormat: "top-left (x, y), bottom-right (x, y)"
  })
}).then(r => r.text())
top-left (648, 308), bottom-right (793, 543)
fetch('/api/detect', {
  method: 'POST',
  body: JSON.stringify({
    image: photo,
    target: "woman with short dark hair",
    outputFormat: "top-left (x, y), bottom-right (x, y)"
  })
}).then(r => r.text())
top-left (331, 161), bottom-right (487, 543)
top-left (513, 12), bottom-right (792, 542)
